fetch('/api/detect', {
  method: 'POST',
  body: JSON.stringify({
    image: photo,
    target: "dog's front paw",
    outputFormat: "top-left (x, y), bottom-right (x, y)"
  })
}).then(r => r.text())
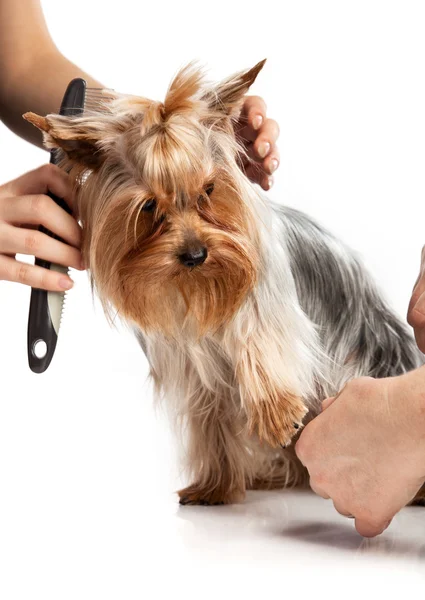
top-left (249, 394), bottom-right (308, 448)
top-left (178, 483), bottom-right (245, 506)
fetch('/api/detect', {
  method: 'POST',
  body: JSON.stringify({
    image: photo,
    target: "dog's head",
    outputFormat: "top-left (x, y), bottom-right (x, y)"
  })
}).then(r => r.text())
top-left (25, 60), bottom-right (266, 336)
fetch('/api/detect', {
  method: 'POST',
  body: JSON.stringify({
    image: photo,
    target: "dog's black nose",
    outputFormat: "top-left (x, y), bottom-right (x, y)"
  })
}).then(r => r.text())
top-left (179, 246), bottom-right (208, 268)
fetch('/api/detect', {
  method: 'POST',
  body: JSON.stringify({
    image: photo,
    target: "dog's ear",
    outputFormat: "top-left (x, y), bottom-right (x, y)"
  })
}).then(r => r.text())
top-left (203, 59), bottom-right (266, 119)
top-left (23, 112), bottom-right (114, 169)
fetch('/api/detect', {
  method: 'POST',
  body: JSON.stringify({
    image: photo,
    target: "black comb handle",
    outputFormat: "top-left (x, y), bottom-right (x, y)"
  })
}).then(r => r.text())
top-left (27, 78), bottom-right (86, 373)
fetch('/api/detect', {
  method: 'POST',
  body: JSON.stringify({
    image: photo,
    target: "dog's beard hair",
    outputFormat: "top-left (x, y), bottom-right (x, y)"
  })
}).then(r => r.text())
top-left (222, 196), bottom-right (328, 405)
top-left (138, 179), bottom-right (330, 496)
top-left (26, 60), bottom-right (424, 504)
top-left (75, 136), bottom-right (260, 335)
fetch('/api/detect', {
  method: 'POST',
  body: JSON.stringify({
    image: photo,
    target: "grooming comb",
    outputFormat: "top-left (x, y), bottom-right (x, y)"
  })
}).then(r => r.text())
top-left (27, 78), bottom-right (108, 373)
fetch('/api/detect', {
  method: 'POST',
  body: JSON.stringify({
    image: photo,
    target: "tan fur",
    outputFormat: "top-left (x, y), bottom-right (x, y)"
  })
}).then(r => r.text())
top-left (249, 444), bottom-right (309, 490)
top-left (25, 60), bottom-right (315, 505)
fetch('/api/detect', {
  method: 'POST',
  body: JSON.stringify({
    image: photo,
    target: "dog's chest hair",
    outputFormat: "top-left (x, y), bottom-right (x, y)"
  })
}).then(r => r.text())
top-left (143, 333), bottom-right (236, 399)
top-left (135, 195), bottom-right (421, 418)
top-left (137, 200), bottom-right (326, 408)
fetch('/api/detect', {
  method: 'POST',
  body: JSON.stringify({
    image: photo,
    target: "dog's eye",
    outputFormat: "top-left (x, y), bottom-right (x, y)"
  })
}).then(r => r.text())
top-left (198, 183), bottom-right (214, 207)
top-left (142, 199), bottom-right (157, 212)
top-left (205, 183), bottom-right (214, 196)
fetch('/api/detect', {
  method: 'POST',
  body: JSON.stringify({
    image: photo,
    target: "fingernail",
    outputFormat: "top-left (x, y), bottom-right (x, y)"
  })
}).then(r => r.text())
top-left (258, 142), bottom-right (271, 159)
top-left (269, 158), bottom-right (279, 173)
top-left (252, 115), bottom-right (263, 130)
top-left (266, 176), bottom-right (274, 190)
top-left (59, 277), bottom-right (74, 290)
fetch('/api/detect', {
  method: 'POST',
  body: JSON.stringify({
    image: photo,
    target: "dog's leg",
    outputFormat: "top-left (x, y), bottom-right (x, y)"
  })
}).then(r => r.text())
top-left (248, 444), bottom-right (309, 490)
top-left (178, 388), bottom-right (249, 506)
top-left (234, 341), bottom-right (310, 449)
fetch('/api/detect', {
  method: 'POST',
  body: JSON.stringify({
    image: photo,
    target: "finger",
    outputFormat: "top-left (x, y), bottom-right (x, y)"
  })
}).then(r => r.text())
top-left (408, 301), bottom-right (425, 349)
top-left (408, 290), bottom-right (425, 352)
top-left (408, 279), bottom-right (425, 321)
top-left (413, 290), bottom-right (425, 321)
top-left (415, 331), bottom-right (425, 354)
top-left (252, 120), bottom-right (280, 162)
top-left (244, 163), bottom-right (274, 190)
top-left (243, 157), bottom-right (276, 188)
top-left (258, 118), bottom-right (280, 146)
top-left (333, 501), bottom-right (354, 518)
top-left (260, 175), bottom-right (274, 191)
top-left (0, 223), bottom-right (83, 270)
top-left (238, 117), bottom-right (279, 147)
top-left (246, 142), bottom-right (280, 170)
top-left (408, 289), bottom-right (425, 327)
top-left (0, 255), bottom-right (74, 291)
top-left (263, 152), bottom-right (280, 175)
top-left (235, 96), bottom-right (267, 143)
top-left (241, 95), bottom-right (267, 130)
top-left (355, 518), bottom-right (391, 538)
top-left (5, 164), bottom-right (75, 210)
top-left (322, 383), bottom-right (348, 411)
top-left (0, 195), bottom-right (82, 248)
top-left (322, 396), bottom-right (337, 411)
top-left (237, 124), bottom-right (257, 144)
top-left (309, 479), bottom-right (330, 500)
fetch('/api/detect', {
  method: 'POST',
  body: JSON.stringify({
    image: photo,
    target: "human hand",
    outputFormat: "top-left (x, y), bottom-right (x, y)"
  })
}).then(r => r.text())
top-left (407, 246), bottom-right (425, 353)
top-left (295, 369), bottom-right (425, 537)
top-left (236, 96), bottom-right (280, 191)
top-left (0, 164), bottom-right (84, 291)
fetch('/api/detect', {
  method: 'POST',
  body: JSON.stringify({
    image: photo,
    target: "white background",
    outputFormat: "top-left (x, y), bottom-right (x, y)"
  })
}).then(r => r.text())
top-left (1, 1), bottom-right (425, 598)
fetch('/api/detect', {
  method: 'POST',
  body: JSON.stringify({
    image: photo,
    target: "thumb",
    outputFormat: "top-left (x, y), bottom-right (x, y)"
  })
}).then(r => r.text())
top-left (409, 290), bottom-right (425, 353)
top-left (355, 517), bottom-right (392, 538)
top-left (322, 396), bottom-right (337, 411)
top-left (408, 288), bottom-right (425, 327)
top-left (322, 383), bottom-right (349, 411)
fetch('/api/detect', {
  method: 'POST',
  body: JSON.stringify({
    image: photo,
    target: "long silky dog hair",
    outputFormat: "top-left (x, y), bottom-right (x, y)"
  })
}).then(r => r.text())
top-left (25, 60), bottom-right (423, 505)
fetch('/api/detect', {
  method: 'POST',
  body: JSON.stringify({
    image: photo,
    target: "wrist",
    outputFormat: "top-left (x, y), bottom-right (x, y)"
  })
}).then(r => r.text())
top-left (392, 366), bottom-right (425, 465)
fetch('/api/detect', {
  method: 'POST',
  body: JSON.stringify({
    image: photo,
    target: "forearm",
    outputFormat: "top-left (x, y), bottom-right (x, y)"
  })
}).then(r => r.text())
top-left (0, 0), bottom-right (102, 148)
top-left (402, 364), bottom-right (425, 428)
top-left (0, 49), bottom-right (102, 148)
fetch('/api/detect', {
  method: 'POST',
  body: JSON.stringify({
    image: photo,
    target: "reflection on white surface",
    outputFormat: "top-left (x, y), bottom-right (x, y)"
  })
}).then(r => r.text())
top-left (1, 0), bottom-right (425, 596)
top-left (177, 489), bottom-right (425, 565)
top-left (0, 297), bottom-right (424, 597)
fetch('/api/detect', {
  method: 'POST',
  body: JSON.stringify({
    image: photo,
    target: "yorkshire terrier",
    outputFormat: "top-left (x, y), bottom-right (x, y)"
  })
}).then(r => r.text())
top-left (25, 59), bottom-right (423, 506)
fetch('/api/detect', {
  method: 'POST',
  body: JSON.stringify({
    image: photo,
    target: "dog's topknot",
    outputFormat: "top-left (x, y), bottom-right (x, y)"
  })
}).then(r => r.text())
top-left (23, 59), bottom-right (266, 171)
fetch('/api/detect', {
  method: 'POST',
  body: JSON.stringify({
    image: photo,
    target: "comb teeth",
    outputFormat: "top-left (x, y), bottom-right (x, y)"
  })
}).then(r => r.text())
top-left (56, 87), bottom-right (116, 116)
top-left (84, 88), bottom-right (116, 112)
top-left (59, 286), bottom-right (69, 332)
top-left (28, 78), bottom-right (90, 373)
top-left (49, 265), bottom-right (70, 338)
top-left (47, 264), bottom-right (69, 336)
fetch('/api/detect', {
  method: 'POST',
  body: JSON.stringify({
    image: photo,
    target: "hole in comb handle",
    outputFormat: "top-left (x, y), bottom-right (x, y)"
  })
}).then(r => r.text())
top-left (32, 339), bottom-right (47, 360)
